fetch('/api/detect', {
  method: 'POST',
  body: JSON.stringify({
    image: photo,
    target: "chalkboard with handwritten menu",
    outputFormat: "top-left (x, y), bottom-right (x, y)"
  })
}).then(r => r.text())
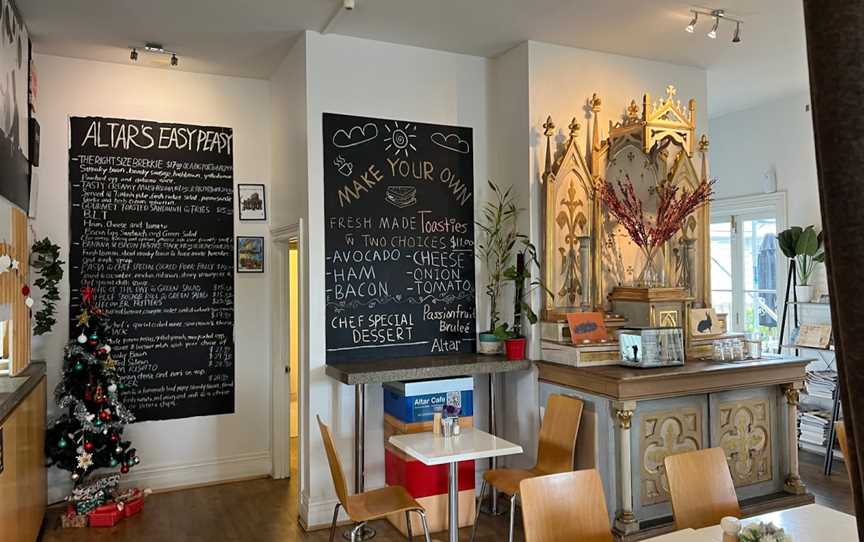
top-left (323, 113), bottom-right (476, 363)
top-left (68, 116), bottom-right (234, 421)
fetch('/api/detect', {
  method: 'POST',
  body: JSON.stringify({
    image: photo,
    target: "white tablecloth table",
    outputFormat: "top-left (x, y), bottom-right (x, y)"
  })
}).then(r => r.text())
top-left (388, 427), bottom-right (522, 542)
top-left (645, 503), bottom-right (857, 541)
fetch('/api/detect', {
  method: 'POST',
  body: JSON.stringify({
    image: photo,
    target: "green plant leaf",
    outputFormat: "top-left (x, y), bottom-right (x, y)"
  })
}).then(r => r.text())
top-left (796, 226), bottom-right (819, 256)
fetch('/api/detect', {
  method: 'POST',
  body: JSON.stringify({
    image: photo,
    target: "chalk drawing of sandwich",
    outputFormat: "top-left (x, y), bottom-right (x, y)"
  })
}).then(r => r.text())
top-left (386, 186), bottom-right (417, 208)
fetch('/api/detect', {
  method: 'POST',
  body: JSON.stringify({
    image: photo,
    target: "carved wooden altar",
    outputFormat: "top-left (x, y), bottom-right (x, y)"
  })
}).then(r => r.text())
top-left (541, 85), bottom-right (712, 321)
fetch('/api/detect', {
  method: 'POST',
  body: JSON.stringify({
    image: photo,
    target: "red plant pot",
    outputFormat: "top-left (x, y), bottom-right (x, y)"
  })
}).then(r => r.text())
top-left (504, 337), bottom-right (527, 361)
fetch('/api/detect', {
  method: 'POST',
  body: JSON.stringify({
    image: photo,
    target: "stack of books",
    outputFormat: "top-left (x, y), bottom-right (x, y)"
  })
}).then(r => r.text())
top-left (805, 370), bottom-right (837, 400)
top-left (798, 404), bottom-right (832, 446)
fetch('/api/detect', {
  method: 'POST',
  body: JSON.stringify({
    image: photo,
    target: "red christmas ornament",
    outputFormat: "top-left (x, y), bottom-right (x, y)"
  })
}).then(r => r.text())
top-left (99, 410), bottom-right (111, 421)
top-left (21, 285), bottom-right (29, 296)
top-left (81, 285), bottom-right (96, 305)
top-left (84, 441), bottom-right (95, 452)
top-left (110, 433), bottom-right (120, 443)
top-left (120, 464), bottom-right (129, 474)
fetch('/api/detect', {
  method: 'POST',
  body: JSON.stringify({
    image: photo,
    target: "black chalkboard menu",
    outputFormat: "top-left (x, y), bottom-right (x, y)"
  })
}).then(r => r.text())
top-left (323, 113), bottom-right (476, 363)
top-left (68, 116), bottom-right (235, 422)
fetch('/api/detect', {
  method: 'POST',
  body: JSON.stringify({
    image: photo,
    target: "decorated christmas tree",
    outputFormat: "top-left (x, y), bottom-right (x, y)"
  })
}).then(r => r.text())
top-left (46, 286), bottom-right (139, 486)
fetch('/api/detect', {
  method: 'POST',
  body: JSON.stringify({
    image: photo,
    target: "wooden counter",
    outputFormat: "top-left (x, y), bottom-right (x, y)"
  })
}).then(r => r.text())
top-left (537, 356), bottom-right (812, 541)
top-left (326, 353), bottom-right (531, 385)
top-left (0, 362), bottom-right (47, 542)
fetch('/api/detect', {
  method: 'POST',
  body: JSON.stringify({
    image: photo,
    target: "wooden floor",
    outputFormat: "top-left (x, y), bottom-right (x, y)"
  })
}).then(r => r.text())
top-left (40, 449), bottom-right (854, 542)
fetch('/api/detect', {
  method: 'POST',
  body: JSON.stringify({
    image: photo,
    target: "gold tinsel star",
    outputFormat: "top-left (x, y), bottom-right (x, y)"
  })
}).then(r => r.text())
top-left (77, 310), bottom-right (90, 327)
top-left (103, 356), bottom-right (117, 370)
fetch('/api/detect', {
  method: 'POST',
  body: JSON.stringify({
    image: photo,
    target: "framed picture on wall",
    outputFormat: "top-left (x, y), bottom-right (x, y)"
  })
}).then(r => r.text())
top-left (237, 183), bottom-right (266, 221)
top-left (237, 236), bottom-right (264, 273)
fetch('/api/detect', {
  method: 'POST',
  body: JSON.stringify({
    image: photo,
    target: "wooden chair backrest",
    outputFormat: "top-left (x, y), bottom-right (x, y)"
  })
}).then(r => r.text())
top-left (535, 394), bottom-right (584, 474)
top-left (519, 470), bottom-right (613, 542)
top-left (664, 447), bottom-right (741, 530)
top-left (317, 416), bottom-right (350, 511)
top-left (836, 421), bottom-right (850, 464)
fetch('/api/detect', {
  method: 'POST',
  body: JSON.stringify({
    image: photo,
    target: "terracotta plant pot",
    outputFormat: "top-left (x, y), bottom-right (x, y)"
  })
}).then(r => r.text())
top-left (478, 332), bottom-right (503, 355)
top-left (504, 337), bottom-right (527, 361)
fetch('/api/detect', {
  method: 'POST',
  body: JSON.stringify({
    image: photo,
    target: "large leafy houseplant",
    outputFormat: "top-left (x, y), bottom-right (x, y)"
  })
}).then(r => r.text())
top-left (476, 182), bottom-right (522, 348)
top-left (777, 225), bottom-right (825, 286)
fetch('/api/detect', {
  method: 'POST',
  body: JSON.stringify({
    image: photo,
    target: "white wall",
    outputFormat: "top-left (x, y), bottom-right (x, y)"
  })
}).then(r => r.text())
top-left (33, 54), bottom-right (273, 502)
top-left (300, 30), bottom-right (490, 526)
top-left (710, 92), bottom-right (820, 227)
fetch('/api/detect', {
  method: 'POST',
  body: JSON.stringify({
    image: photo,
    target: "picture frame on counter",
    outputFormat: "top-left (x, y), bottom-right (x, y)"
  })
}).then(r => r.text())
top-left (237, 183), bottom-right (266, 221)
top-left (237, 236), bottom-right (264, 273)
top-left (689, 307), bottom-right (722, 337)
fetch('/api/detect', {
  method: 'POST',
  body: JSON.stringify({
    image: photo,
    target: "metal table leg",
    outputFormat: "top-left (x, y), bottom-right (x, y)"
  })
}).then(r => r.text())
top-left (484, 373), bottom-right (501, 515)
top-left (344, 383), bottom-right (375, 540)
top-left (448, 461), bottom-right (459, 542)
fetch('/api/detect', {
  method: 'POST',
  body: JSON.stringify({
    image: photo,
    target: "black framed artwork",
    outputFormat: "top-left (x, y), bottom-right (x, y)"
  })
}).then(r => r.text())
top-left (237, 183), bottom-right (266, 221)
top-left (237, 236), bottom-right (264, 273)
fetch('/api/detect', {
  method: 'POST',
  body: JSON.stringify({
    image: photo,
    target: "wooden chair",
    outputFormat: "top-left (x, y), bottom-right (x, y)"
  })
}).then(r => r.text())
top-left (317, 416), bottom-right (431, 542)
top-left (664, 447), bottom-right (741, 530)
top-left (470, 394), bottom-right (584, 542)
top-left (836, 420), bottom-right (850, 464)
top-left (519, 470), bottom-right (613, 542)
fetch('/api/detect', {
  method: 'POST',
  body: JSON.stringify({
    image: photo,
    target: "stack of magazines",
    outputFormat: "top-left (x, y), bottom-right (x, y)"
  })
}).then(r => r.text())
top-left (805, 370), bottom-right (837, 400)
top-left (798, 404), bottom-right (832, 446)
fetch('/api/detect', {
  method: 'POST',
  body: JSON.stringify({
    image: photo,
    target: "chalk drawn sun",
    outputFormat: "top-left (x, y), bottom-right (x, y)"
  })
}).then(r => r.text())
top-left (384, 121), bottom-right (417, 157)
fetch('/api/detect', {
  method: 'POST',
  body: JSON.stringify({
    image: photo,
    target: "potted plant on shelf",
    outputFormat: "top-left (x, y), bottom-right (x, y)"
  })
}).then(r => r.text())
top-left (476, 181), bottom-right (521, 355)
top-left (777, 225), bottom-right (825, 303)
top-left (495, 243), bottom-right (551, 361)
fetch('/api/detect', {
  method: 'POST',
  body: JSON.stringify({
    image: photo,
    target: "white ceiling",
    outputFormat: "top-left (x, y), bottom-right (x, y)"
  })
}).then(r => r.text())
top-left (19, 0), bottom-right (809, 117)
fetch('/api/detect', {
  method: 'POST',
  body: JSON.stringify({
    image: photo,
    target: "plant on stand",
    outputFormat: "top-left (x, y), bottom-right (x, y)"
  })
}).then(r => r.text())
top-left (476, 181), bottom-right (522, 354)
top-left (495, 243), bottom-right (552, 360)
top-left (777, 225), bottom-right (825, 303)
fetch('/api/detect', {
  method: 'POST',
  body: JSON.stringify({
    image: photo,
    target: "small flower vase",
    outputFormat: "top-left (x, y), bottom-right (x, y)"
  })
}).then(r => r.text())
top-left (634, 247), bottom-right (666, 288)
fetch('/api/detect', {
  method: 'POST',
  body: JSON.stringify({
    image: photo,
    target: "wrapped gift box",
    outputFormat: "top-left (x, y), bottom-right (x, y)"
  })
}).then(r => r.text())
top-left (88, 503), bottom-right (123, 528)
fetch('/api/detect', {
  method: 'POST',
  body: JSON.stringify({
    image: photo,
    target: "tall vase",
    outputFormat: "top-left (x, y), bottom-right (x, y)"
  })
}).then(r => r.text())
top-left (635, 246), bottom-right (666, 288)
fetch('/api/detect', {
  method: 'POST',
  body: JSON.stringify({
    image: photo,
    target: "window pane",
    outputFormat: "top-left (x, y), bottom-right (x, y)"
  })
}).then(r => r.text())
top-left (744, 290), bottom-right (779, 348)
top-left (743, 218), bottom-right (777, 291)
top-left (711, 290), bottom-right (732, 320)
top-left (710, 221), bottom-right (733, 291)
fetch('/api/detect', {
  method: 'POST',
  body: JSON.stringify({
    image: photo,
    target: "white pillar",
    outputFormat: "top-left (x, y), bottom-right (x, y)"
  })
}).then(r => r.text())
top-left (613, 400), bottom-right (639, 534)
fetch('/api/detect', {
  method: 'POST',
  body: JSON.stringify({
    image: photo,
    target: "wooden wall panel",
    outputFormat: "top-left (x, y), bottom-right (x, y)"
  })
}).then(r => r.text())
top-left (0, 208), bottom-right (30, 375)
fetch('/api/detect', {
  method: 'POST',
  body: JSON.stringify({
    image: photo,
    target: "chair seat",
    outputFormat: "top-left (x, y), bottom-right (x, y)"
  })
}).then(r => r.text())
top-left (346, 485), bottom-right (424, 522)
top-left (483, 468), bottom-right (546, 496)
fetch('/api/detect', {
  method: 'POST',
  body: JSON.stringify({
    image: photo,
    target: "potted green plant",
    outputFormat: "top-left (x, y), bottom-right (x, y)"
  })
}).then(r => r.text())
top-left (777, 225), bottom-right (825, 302)
top-left (476, 182), bottom-right (521, 355)
top-left (494, 243), bottom-right (551, 360)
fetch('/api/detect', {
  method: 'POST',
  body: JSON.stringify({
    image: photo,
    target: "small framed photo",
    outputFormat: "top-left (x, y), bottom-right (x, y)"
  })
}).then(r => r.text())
top-left (690, 307), bottom-right (721, 337)
top-left (238, 183), bottom-right (267, 221)
top-left (237, 236), bottom-right (264, 273)
top-left (566, 312), bottom-right (609, 343)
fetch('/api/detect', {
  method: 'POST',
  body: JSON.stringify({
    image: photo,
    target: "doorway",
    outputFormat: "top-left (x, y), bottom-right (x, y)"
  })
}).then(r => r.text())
top-left (271, 222), bottom-right (304, 482)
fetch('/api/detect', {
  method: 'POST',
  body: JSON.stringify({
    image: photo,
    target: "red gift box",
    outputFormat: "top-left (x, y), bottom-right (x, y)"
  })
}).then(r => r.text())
top-left (124, 497), bottom-right (145, 518)
top-left (88, 503), bottom-right (123, 528)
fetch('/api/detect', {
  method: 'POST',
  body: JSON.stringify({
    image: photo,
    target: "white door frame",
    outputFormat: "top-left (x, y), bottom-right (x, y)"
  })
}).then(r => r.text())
top-left (271, 221), bottom-right (303, 479)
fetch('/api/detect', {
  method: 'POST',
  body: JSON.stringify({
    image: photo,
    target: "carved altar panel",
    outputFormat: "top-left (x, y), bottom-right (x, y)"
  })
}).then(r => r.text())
top-left (717, 398), bottom-right (773, 488)
top-left (639, 408), bottom-right (703, 505)
top-left (542, 120), bottom-right (595, 319)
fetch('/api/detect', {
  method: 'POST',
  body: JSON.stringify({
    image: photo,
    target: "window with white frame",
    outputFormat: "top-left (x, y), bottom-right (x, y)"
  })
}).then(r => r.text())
top-left (710, 193), bottom-right (787, 350)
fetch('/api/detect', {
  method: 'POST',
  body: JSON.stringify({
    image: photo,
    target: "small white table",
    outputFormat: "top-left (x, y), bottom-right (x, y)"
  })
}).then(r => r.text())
top-left (388, 427), bottom-right (523, 542)
top-left (645, 503), bottom-right (857, 541)
top-left (696, 503), bottom-right (857, 541)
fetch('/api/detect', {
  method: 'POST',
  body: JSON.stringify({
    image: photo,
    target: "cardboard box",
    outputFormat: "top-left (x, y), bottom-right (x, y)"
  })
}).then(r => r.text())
top-left (384, 377), bottom-right (473, 423)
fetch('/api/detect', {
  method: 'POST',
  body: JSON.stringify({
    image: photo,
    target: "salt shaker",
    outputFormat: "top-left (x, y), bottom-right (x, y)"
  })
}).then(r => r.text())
top-left (720, 516), bottom-right (741, 542)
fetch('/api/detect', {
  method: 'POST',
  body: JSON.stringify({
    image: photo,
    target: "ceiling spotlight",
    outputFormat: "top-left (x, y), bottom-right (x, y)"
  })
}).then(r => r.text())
top-left (732, 21), bottom-right (742, 43)
top-left (171, 54), bottom-right (179, 67)
top-left (130, 48), bottom-right (138, 62)
top-left (685, 12), bottom-right (698, 33)
top-left (707, 16), bottom-right (720, 39)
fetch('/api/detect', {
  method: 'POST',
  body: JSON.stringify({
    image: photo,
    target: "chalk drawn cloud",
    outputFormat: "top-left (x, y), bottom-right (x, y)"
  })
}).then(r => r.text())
top-left (332, 122), bottom-right (379, 148)
top-left (431, 132), bottom-right (470, 154)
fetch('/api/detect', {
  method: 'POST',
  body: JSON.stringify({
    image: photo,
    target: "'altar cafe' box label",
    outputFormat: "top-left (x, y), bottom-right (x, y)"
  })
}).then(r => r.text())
top-left (384, 377), bottom-right (473, 423)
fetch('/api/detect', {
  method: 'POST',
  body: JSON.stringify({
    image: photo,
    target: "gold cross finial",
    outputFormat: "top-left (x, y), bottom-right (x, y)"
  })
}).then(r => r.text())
top-left (698, 134), bottom-right (710, 152)
top-left (543, 116), bottom-right (555, 137)
top-left (627, 100), bottom-right (639, 119)
top-left (590, 93), bottom-right (602, 112)
top-left (666, 85), bottom-right (677, 98)
top-left (568, 117), bottom-right (580, 137)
